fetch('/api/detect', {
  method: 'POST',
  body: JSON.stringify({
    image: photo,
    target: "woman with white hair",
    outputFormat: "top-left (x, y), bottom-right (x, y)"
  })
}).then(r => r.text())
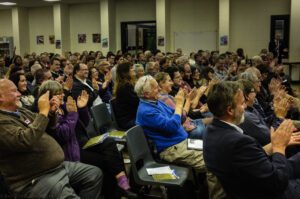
top-left (38, 80), bottom-right (136, 199)
top-left (134, 64), bottom-right (144, 80)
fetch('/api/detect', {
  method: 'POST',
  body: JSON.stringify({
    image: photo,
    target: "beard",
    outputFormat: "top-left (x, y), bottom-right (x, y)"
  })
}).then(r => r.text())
top-left (234, 110), bottom-right (245, 125)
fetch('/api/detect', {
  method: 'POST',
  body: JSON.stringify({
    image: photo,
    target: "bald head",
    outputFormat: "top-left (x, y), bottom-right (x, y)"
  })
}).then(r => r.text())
top-left (0, 79), bottom-right (13, 95)
top-left (0, 79), bottom-right (21, 111)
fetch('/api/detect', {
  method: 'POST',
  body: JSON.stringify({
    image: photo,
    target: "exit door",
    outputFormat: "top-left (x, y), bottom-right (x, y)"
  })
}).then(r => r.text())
top-left (121, 21), bottom-right (156, 55)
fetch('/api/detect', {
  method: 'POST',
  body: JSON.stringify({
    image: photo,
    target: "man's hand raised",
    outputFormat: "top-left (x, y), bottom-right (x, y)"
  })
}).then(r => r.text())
top-left (38, 91), bottom-right (50, 117)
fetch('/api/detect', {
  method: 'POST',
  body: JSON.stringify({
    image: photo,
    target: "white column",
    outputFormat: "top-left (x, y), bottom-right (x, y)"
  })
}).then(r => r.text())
top-left (100, 0), bottom-right (115, 55)
top-left (12, 7), bottom-right (29, 56)
top-left (289, 0), bottom-right (300, 62)
top-left (218, 0), bottom-right (230, 54)
top-left (156, 0), bottom-right (169, 53)
top-left (288, 0), bottom-right (300, 81)
top-left (53, 3), bottom-right (70, 55)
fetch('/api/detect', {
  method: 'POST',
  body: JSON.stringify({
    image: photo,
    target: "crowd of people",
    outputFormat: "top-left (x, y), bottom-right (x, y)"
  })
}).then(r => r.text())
top-left (0, 46), bottom-right (300, 199)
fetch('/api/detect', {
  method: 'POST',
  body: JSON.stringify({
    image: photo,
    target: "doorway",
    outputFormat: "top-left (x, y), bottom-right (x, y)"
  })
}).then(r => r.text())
top-left (121, 21), bottom-right (156, 55)
top-left (270, 15), bottom-right (290, 59)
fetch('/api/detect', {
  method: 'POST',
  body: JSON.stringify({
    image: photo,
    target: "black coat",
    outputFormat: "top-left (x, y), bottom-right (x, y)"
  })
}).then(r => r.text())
top-left (71, 77), bottom-right (98, 109)
top-left (203, 118), bottom-right (300, 199)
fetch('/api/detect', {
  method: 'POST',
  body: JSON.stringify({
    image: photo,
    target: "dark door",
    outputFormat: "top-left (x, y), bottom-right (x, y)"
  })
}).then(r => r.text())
top-left (121, 21), bottom-right (156, 55)
top-left (270, 15), bottom-right (290, 58)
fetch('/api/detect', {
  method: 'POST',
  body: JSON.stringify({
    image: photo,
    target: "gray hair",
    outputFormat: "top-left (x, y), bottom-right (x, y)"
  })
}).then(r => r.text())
top-left (252, 55), bottom-right (263, 66)
top-left (38, 80), bottom-right (63, 99)
top-left (238, 71), bottom-right (258, 83)
top-left (134, 64), bottom-right (144, 72)
top-left (31, 62), bottom-right (42, 75)
top-left (134, 75), bottom-right (155, 98)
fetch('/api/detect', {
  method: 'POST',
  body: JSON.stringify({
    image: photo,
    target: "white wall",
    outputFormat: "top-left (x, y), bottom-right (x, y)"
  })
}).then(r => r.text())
top-left (0, 10), bottom-right (12, 37)
top-left (28, 6), bottom-right (54, 54)
top-left (115, 0), bottom-right (156, 51)
top-left (230, 0), bottom-right (290, 57)
top-left (0, 0), bottom-right (294, 56)
top-left (69, 3), bottom-right (100, 53)
top-left (169, 0), bottom-right (218, 53)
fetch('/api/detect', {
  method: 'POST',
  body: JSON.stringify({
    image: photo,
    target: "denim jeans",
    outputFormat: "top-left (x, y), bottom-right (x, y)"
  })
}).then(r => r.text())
top-left (188, 119), bottom-right (205, 139)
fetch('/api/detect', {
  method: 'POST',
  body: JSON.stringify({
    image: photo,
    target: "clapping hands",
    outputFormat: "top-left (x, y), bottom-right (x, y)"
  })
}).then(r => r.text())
top-left (66, 96), bottom-right (77, 113)
top-left (77, 90), bottom-right (89, 108)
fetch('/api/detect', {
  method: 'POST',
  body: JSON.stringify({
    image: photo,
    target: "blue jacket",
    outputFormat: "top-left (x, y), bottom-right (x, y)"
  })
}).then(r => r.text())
top-left (136, 100), bottom-right (188, 153)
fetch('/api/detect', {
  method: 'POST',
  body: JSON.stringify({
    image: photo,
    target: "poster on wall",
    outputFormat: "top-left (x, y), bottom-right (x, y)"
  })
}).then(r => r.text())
top-left (78, 34), bottom-right (87, 43)
top-left (49, 35), bottom-right (55, 44)
top-left (102, 38), bottom-right (108, 48)
top-left (36, 35), bottom-right (44, 45)
top-left (55, 40), bottom-right (61, 49)
top-left (220, 35), bottom-right (228, 46)
top-left (158, 36), bottom-right (164, 46)
top-left (92, 34), bottom-right (101, 43)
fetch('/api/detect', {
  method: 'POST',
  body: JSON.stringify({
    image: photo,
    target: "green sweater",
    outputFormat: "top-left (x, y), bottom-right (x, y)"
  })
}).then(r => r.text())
top-left (0, 108), bottom-right (64, 191)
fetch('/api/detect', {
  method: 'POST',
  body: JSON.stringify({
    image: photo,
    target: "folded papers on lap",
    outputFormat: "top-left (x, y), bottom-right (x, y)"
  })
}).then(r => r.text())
top-left (146, 166), bottom-right (179, 180)
top-left (187, 138), bottom-right (203, 150)
top-left (82, 130), bottom-right (126, 149)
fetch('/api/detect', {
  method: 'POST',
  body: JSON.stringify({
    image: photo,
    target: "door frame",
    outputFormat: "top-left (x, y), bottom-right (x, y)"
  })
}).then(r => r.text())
top-left (270, 15), bottom-right (290, 50)
top-left (121, 21), bottom-right (156, 54)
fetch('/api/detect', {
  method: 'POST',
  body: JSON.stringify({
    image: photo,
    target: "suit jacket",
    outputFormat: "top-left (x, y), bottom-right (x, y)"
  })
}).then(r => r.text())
top-left (268, 39), bottom-right (286, 58)
top-left (72, 77), bottom-right (98, 109)
top-left (203, 118), bottom-right (300, 199)
top-left (239, 106), bottom-right (270, 146)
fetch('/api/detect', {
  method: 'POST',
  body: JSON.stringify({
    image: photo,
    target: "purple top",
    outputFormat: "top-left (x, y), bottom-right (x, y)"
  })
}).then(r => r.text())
top-left (54, 111), bottom-right (80, 162)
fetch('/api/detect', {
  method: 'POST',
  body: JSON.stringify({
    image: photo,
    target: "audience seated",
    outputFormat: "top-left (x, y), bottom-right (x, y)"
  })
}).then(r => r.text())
top-left (95, 61), bottom-right (114, 104)
top-left (72, 63), bottom-right (102, 109)
top-left (204, 81), bottom-right (300, 199)
top-left (32, 68), bottom-right (52, 98)
top-left (9, 71), bottom-right (35, 110)
top-left (0, 79), bottom-right (103, 198)
top-left (113, 62), bottom-right (139, 130)
top-left (155, 72), bottom-right (211, 139)
top-left (38, 80), bottom-right (135, 199)
top-left (135, 75), bottom-right (225, 199)
top-left (0, 56), bottom-right (8, 79)
top-left (238, 79), bottom-right (271, 146)
top-left (1, 46), bottom-right (299, 199)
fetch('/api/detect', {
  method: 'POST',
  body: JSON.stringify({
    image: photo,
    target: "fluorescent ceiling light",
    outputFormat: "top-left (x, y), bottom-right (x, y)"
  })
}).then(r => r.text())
top-left (0, 2), bottom-right (16, 6)
top-left (43, 0), bottom-right (61, 2)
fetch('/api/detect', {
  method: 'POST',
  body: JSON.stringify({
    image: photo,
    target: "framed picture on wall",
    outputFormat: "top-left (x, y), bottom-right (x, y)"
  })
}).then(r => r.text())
top-left (220, 35), bottom-right (228, 46)
top-left (37, 35), bottom-right (44, 45)
top-left (157, 36), bottom-right (164, 46)
top-left (49, 35), bottom-right (55, 44)
top-left (92, 34), bottom-right (101, 43)
top-left (56, 40), bottom-right (61, 49)
top-left (78, 34), bottom-right (86, 43)
top-left (102, 38), bottom-right (108, 48)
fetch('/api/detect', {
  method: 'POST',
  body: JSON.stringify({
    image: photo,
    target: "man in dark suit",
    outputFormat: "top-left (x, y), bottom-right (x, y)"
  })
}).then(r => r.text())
top-left (203, 81), bottom-right (300, 199)
top-left (268, 33), bottom-right (288, 64)
top-left (72, 63), bottom-right (102, 109)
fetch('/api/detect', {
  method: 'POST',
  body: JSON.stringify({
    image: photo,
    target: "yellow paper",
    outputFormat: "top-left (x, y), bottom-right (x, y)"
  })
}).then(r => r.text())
top-left (109, 130), bottom-right (125, 138)
top-left (83, 133), bottom-right (109, 149)
top-left (152, 174), bottom-right (177, 181)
